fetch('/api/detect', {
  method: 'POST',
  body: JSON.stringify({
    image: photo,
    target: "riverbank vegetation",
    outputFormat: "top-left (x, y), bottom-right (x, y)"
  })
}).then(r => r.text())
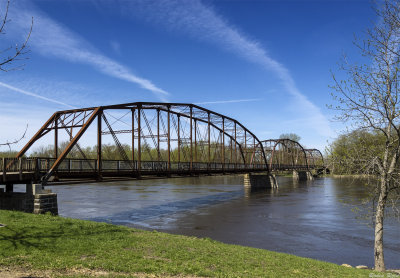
top-left (326, 130), bottom-right (386, 175)
top-left (1, 141), bottom-right (237, 162)
top-left (329, 0), bottom-right (400, 271)
top-left (0, 210), bottom-right (374, 277)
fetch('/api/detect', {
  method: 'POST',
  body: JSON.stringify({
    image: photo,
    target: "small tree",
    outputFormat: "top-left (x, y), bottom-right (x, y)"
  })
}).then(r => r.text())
top-left (330, 0), bottom-right (400, 271)
top-left (279, 133), bottom-right (301, 142)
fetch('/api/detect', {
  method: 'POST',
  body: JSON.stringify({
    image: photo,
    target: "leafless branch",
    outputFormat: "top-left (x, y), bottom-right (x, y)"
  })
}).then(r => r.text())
top-left (0, 124), bottom-right (28, 151)
top-left (0, 0), bottom-right (33, 72)
top-left (0, 0), bottom-right (9, 34)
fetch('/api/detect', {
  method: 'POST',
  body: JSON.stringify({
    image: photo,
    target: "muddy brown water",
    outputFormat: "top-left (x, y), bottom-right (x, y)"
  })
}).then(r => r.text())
top-left (23, 176), bottom-right (400, 268)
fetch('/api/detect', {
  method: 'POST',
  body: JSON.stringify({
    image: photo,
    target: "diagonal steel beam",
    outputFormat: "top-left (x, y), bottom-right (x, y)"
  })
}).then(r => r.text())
top-left (16, 112), bottom-right (57, 158)
top-left (41, 107), bottom-right (101, 184)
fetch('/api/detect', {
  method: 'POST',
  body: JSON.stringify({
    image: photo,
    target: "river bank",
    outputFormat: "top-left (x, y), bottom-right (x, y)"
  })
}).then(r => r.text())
top-left (46, 176), bottom-right (400, 269)
top-left (0, 210), bottom-right (374, 277)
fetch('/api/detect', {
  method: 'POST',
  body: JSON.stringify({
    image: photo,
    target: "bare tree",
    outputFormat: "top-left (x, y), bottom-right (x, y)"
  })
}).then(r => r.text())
top-left (0, 0), bottom-right (32, 150)
top-left (330, 0), bottom-right (400, 271)
top-left (0, 0), bottom-right (32, 71)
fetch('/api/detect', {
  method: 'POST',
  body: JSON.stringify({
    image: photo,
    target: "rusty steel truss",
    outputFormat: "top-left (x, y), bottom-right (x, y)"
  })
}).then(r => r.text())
top-left (261, 139), bottom-right (309, 171)
top-left (304, 149), bottom-right (325, 169)
top-left (9, 102), bottom-right (325, 184)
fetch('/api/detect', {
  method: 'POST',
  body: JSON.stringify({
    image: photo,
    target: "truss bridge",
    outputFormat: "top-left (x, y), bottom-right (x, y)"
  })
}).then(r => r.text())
top-left (0, 102), bottom-right (325, 186)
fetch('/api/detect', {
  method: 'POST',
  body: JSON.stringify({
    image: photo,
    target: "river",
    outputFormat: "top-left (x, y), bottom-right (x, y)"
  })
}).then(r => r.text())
top-left (45, 175), bottom-right (400, 269)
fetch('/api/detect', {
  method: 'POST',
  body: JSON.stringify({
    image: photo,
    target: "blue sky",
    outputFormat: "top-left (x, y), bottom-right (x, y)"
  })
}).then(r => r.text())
top-left (0, 0), bottom-right (375, 152)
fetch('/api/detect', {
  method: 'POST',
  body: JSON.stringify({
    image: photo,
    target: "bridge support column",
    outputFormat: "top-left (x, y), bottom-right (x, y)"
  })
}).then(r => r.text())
top-left (26, 183), bottom-right (32, 195)
top-left (243, 173), bottom-right (278, 189)
top-left (5, 183), bottom-right (13, 193)
top-left (0, 183), bottom-right (57, 215)
top-left (30, 184), bottom-right (58, 215)
top-left (293, 170), bottom-right (313, 181)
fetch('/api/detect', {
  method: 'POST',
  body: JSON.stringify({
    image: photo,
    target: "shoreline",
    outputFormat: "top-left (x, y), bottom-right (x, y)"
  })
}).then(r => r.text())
top-left (0, 210), bottom-right (380, 277)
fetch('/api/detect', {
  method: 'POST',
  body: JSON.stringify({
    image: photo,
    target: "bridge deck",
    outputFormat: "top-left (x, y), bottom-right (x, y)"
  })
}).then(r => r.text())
top-left (0, 157), bottom-right (312, 184)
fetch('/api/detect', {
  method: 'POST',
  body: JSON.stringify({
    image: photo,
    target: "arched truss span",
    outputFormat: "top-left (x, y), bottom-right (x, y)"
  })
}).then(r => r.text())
top-left (305, 149), bottom-right (325, 169)
top-left (260, 139), bottom-right (309, 171)
top-left (16, 102), bottom-right (269, 182)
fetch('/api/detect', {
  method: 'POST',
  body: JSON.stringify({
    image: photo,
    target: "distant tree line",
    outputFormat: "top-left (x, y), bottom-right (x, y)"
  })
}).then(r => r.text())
top-left (326, 130), bottom-right (386, 175)
top-left (0, 141), bottom-right (253, 163)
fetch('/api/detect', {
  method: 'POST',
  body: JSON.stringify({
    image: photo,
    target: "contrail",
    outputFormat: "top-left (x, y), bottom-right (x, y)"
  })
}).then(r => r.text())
top-left (117, 0), bottom-right (334, 137)
top-left (9, 0), bottom-right (169, 101)
top-left (0, 81), bottom-right (77, 109)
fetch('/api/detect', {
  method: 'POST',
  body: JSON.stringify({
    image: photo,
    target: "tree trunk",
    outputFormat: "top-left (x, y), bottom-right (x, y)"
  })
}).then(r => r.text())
top-left (374, 178), bottom-right (388, 272)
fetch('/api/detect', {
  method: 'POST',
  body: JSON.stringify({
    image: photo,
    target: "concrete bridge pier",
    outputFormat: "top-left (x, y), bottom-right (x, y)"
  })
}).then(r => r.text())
top-left (292, 170), bottom-right (314, 181)
top-left (0, 183), bottom-right (58, 215)
top-left (31, 184), bottom-right (58, 215)
top-left (243, 173), bottom-right (278, 189)
top-left (5, 183), bottom-right (13, 192)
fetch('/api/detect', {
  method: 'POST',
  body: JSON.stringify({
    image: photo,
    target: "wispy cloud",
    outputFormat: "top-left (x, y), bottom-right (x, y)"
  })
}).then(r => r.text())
top-left (0, 81), bottom-right (76, 108)
top-left (195, 98), bottom-right (261, 105)
top-left (8, 0), bottom-right (169, 101)
top-left (119, 0), bottom-right (333, 137)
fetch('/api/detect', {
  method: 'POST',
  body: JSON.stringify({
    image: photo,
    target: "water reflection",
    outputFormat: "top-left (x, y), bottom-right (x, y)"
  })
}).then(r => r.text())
top-left (48, 175), bottom-right (400, 269)
top-left (90, 190), bottom-right (243, 228)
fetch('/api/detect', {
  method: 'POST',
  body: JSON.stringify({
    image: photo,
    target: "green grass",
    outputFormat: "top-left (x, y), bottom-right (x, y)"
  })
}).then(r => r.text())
top-left (0, 210), bottom-right (374, 277)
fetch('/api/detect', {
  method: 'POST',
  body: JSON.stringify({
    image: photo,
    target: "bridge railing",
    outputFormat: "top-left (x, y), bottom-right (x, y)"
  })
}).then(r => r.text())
top-left (1, 157), bottom-right (39, 173)
top-left (1, 157), bottom-right (316, 179)
top-left (269, 164), bottom-right (310, 171)
top-left (58, 159), bottom-right (97, 172)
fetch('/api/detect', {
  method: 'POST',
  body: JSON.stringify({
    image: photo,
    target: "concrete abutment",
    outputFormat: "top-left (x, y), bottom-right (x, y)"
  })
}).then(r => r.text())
top-left (0, 183), bottom-right (58, 215)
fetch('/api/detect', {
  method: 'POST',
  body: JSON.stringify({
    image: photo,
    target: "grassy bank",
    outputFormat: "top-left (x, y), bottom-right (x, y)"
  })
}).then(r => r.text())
top-left (0, 210), bottom-right (373, 277)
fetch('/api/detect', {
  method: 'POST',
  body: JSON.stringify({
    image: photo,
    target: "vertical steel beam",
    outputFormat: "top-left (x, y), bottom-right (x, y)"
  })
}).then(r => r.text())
top-left (97, 110), bottom-right (102, 178)
top-left (194, 119), bottom-right (197, 163)
top-left (5, 183), bottom-right (13, 193)
top-left (253, 137), bottom-right (256, 168)
top-left (131, 108), bottom-right (135, 167)
top-left (70, 113), bottom-right (75, 140)
top-left (208, 112), bottom-right (211, 164)
top-left (2, 157), bottom-right (6, 183)
top-left (234, 122), bottom-right (237, 166)
top-left (34, 158), bottom-right (39, 181)
top-left (54, 115), bottom-right (58, 159)
top-left (137, 105), bottom-right (141, 173)
top-left (230, 138), bottom-right (233, 164)
top-left (190, 106), bottom-right (193, 171)
top-left (177, 115), bottom-right (180, 163)
top-left (167, 106), bottom-right (171, 172)
top-left (157, 109), bottom-right (160, 161)
top-left (244, 130), bottom-right (247, 166)
top-left (222, 117), bottom-right (225, 167)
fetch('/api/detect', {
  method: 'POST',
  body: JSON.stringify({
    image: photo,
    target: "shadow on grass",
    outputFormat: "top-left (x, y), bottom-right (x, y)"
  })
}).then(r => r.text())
top-left (0, 218), bottom-right (124, 253)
